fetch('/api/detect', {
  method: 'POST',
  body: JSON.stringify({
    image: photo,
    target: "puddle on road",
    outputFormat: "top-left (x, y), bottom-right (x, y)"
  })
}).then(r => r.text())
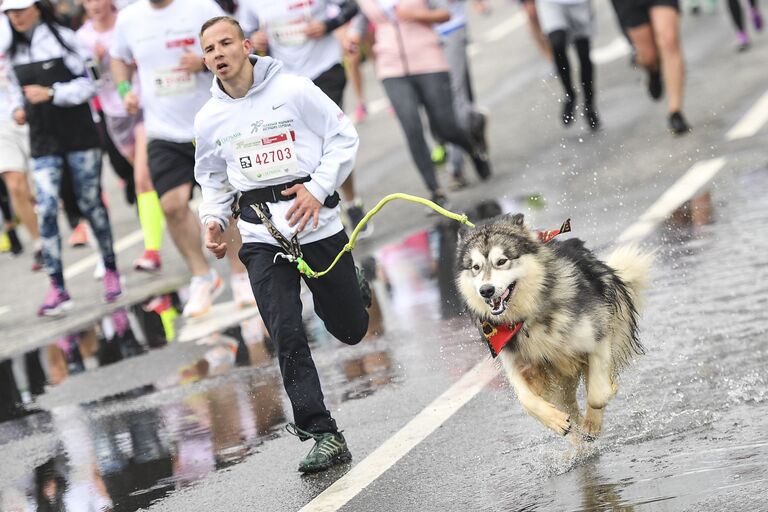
top-left (0, 288), bottom-right (397, 510)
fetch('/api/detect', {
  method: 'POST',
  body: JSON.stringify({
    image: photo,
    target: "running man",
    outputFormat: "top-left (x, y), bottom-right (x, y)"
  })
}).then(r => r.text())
top-left (195, 16), bottom-right (369, 473)
top-left (110, 0), bottom-right (257, 316)
top-left (237, 0), bottom-right (371, 236)
top-left (613, 0), bottom-right (691, 134)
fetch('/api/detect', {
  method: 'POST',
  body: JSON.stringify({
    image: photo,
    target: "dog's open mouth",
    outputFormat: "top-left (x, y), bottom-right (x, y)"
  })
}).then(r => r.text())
top-left (486, 282), bottom-right (516, 315)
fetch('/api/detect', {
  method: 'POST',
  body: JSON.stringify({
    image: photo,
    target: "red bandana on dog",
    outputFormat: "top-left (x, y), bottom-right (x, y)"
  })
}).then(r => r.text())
top-left (480, 219), bottom-right (571, 358)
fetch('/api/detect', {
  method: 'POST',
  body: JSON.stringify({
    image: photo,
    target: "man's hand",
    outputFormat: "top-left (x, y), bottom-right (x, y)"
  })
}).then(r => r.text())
top-left (179, 49), bottom-right (205, 73)
top-left (250, 31), bottom-right (269, 54)
top-left (123, 90), bottom-right (140, 116)
top-left (205, 221), bottom-right (227, 259)
top-left (283, 184), bottom-right (322, 233)
top-left (23, 85), bottom-right (52, 104)
top-left (304, 19), bottom-right (327, 39)
top-left (12, 107), bottom-right (26, 125)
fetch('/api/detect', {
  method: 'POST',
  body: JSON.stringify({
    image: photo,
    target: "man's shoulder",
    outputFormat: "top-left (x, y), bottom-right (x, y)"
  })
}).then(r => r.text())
top-left (115, 1), bottom-right (148, 27)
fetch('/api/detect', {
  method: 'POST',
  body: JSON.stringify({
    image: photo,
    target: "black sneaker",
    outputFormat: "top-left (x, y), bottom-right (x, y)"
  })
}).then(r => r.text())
top-left (668, 111), bottom-right (691, 135)
top-left (469, 110), bottom-right (488, 156)
top-left (584, 104), bottom-right (600, 132)
top-left (647, 70), bottom-right (663, 100)
top-left (286, 423), bottom-right (352, 474)
top-left (562, 95), bottom-right (576, 126)
top-left (356, 266), bottom-right (372, 309)
top-left (345, 201), bottom-right (373, 239)
top-left (471, 152), bottom-right (492, 181)
top-left (8, 229), bottom-right (22, 255)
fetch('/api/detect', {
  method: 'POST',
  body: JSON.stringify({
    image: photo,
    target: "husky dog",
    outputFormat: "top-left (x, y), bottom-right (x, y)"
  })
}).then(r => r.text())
top-left (456, 214), bottom-right (653, 438)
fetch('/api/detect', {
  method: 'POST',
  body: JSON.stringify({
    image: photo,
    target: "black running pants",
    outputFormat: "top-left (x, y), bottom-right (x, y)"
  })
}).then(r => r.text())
top-left (239, 229), bottom-right (369, 435)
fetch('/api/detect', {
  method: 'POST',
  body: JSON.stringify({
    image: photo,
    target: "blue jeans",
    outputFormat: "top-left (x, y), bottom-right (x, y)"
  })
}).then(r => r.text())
top-left (33, 149), bottom-right (116, 280)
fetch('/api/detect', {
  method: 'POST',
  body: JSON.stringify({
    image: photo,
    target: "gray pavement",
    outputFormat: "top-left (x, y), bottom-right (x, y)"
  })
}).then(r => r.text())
top-left (1, 0), bottom-right (768, 510)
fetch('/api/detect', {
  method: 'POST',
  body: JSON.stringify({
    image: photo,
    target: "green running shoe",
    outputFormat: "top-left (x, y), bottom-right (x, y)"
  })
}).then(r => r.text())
top-left (431, 144), bottom-right (446, 166)
top-left (286, 423), bottom-right (352, 473)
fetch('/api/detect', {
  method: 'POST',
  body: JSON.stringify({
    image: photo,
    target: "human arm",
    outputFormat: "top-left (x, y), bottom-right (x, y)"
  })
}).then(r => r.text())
top-left (194, 117), bottom-right (238, 236)
top-left (298, 78), bottom-right (359, 205)
top-left (395, 0), bottom-right (451, 23)
top-left (327, 0), bottom-right (360, 32)
top-left (45, 27), bottom-right (97, 106)
top-left (108, 16), bottom-right (139, 114)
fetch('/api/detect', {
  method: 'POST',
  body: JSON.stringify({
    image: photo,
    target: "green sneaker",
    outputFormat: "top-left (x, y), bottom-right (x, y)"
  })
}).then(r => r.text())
top-left (431, 144), bottom-right (446, 166)
top-left (286, 423), bottom-right (352, 473)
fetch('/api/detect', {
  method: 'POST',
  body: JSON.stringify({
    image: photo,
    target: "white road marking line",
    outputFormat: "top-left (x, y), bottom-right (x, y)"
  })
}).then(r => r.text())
top-left (617, 157), bottom-right (727, 244)
top-left (0, 305), bottom-right (10, 317)
top-left (591, 36), bottom-right (631, 66)
top-left (299, 360), bottom-right (498, 512)
top-left (726, 89), bottom-right (768, 140)
top-left (63, 229), bottom-right (145, 279)
top-left (482, 11), bottom-right (526, 43)
top-left (63, 198), bottom-right (201, 280)
top-left (302, 156), bottom-right (731, 511)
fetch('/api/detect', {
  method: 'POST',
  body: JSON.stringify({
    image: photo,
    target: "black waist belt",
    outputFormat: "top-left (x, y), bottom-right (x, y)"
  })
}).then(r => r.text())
top-left (234, 177), bottom-right (340, 221)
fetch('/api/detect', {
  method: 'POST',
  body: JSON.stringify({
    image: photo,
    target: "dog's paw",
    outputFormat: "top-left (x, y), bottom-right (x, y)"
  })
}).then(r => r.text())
top-left (540, 405), bottom-right (571, 436)
top-left (582, 407), bottom-right (604, 439)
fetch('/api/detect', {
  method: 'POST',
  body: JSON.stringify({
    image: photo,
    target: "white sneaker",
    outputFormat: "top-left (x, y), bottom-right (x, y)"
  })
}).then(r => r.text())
top-left (182, 270), bottom-right (224, 318)
top-left (231, 272), bottom-right (256, 309)
top-left (93, 258), bottom-right (106, 280)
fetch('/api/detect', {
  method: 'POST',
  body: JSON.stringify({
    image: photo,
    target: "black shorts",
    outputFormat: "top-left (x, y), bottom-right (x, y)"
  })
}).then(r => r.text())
top-left (147, 139), bottom-right (196, 198)
top-left (614, 0), bottom-right (679, 28)
top-left (312, 63), bottom-right (347, 109)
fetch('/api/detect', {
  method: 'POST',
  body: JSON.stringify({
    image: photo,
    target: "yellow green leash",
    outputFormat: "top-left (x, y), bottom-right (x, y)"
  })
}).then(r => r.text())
top-left (296, 193), bottom-right (475, 278)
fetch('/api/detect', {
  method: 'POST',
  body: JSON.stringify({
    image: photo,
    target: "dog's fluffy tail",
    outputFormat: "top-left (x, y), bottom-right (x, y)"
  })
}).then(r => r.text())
top-left (606, 244), bottom-right (654, 304)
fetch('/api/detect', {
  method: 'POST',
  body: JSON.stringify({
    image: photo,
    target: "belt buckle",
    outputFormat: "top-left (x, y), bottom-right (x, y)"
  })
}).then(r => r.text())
top-left (270, 187), bottom-right (279, 203)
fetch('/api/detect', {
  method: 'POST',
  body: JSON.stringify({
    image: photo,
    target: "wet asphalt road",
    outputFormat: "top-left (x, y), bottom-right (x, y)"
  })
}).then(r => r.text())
top-left (1, 0), bottom-right (768, 510)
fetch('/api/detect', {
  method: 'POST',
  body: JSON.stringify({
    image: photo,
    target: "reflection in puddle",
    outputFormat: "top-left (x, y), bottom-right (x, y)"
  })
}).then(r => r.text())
top-left (665, 190), bottom-right (715, 239)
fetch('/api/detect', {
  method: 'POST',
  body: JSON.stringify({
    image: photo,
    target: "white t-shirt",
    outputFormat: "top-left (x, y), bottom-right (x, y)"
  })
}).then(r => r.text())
top-left (238, 0), bottom-right (342, 80)
top-left (110, 0), bottom-right (225, 142)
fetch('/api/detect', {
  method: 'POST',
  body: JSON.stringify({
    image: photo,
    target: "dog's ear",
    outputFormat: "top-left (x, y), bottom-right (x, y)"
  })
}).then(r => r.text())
top-left (506, 213), bottom-right (525, 227)
top-left (457, 225), bottom-right (471, 244)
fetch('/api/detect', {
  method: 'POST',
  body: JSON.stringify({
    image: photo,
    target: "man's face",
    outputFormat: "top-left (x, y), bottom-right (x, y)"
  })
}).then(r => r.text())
top-left (201, 21), bottom-right (251, 82)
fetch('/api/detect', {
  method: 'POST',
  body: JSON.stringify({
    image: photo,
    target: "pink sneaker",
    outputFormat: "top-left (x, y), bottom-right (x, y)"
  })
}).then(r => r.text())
top-left (103, 269), bottom-right (123, 302)
top-left (38, 284), bottom-right (73, 317)
top-left (133, 249), bottom-right (162, 272)
top-left (353, 104), bottom-right (368, 124)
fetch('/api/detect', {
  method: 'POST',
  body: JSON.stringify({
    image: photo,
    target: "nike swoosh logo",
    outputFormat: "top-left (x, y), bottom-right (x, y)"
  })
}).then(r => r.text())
top-left (42, 61), bottom-right (54, 70)
top-left (272, 103), bottom-right (286, 110)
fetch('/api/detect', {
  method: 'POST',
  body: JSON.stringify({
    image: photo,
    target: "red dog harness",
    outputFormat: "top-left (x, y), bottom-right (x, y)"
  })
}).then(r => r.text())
top-left (479, 219), bottom-right (571, 358)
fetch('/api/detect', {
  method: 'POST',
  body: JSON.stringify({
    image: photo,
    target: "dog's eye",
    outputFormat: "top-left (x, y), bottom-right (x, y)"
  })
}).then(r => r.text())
top-left (472, 264), bottom-right (480, 271)
top-left (496, 258), bottom-right (508, 266)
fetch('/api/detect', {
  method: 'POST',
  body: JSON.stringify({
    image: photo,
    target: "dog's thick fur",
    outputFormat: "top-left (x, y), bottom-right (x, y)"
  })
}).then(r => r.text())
top-left (456, 214), bottom-right (653, 438)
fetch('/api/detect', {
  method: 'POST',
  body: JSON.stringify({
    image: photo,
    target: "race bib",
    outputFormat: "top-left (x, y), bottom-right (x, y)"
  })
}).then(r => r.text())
top-left (153, 67), bottom-right (195, 96)
top-left (269, 20), bottom-right (309, 47)
top-left (234, 131), bottom-right (299, 182)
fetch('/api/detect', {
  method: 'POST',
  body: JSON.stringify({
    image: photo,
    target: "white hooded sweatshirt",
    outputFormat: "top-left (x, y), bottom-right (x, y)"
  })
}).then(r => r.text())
top-left (194, 56), bottom-right (358, 246)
